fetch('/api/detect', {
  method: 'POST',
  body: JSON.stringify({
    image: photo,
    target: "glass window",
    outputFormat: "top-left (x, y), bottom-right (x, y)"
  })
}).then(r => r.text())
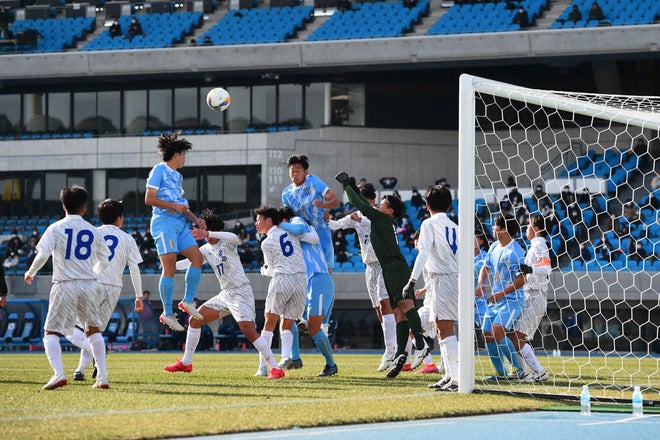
top-left (252, 85), bottom-right (276, 127)
top-left (181, 168), bottom-right (198, 213)
top-left (278, 84), bottom-right (303, 126)
top-left (47, 92), bottom-right (70, 132)
top-left (107, 169), bottom-right (148, 217)
top-left (97, 91), bottom-right (120, 135)
top-left (200, 86), bottom-right (227, 130)
top-left (174, 88), bottom-right (198, 129)
top-left (149, 89), bottom-right (172, 130)
top-left (73, 92), bottom-right (96, 133)
top-left (23, 93), bottom-right (46, 133)
top-left (0, 94), bottom-right (21, 135)
top-left (124, 90), bottom-right (147, 135)
top-left (331, 84), bottom-right (365, 126)
top-left (43, 172), bottom-right (90, 215)
top-left (223, 174), bottom-right (246, 204)
top-left (223, 86), bottom-right (250, 132)
top-left (305, 83), bottom-right (330, 128)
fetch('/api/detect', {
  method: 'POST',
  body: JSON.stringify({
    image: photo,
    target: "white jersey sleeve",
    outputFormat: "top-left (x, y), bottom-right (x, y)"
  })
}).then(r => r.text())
top-left (524, 237), bottom-right (551, 294)
top-left (417, 212), bottom-right (459, 276)
top-left (96, 225), bottom-right (143, 287)
top-left (335, 213), bottom-right (378, 264)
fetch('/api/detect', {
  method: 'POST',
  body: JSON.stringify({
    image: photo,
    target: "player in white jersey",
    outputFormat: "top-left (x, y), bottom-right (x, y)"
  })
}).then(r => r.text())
top-left (403, 185), bottom-right (460, 391)
top-left (328, 182), bottom-right (397, 372)
top-left (163, 209), bottom-right (285, 379)
top-left (509, 215), bottom-right (552, 382)
top-left (279, 207), bottom-right (338, 377)
top-left (24, 186), bottom-right (111, 390)
top-left (255, 206), bottom-right (307, 369)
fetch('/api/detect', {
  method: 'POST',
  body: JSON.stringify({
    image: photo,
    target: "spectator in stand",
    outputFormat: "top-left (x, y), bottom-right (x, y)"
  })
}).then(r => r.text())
top-left (337, 0), bottom-right (353, 12)
top-left (588, 1), bottom-right (605, 21)
top-left (22, 237), bottom-right (39, 267)
top-left (29, 228), bottom-right (40, 244)
top-left (239, 244), bottom-right (257, 269)
top-left (435, 177), bottom-right (451, 188)
top-left (332, 229), bottom-right (348, 255)
top-left (131, 227), bottom-right (144, 248)
top-left (506, 175), bottom-right (516, 188)
top-left (559, 185), bottom-right (575, 213)
top-left (108, 20), bottom-right (122, 38)
top-left (143, 225), bottom-right (155, 249)
top-left (202, 36), bottom-right (213, 46)
top-left (578, 243), bottom-right (592, 263)
top-left (126, 17), bottom-right (143, 41)
top-left (403, 0), bottom-right (418, 8)
top-left (3, 251), bottom-right (18, 270)
top-left (628, 238), bottom-right (647, 262)
top-left (0, 262), bottom-right (7, 308)
top-left (140, 290), bottom-right (157, 348)
top-left (533, 184), bottom-right (552, 213)
top-left (189, 38), bottom-right (197, 46)
top-left (0, 2), bottom-right (12, 40)
top-left (6, 230), bottom-right (23, 256)
top-left (512, 6), bottom-right (530, 28)
top-left (594, 233), bottom-right (619, 262)
top-left (379, 176), bottom-right (398, 189)
top-left (623, 200), bottom-right (640, 223)
top-left (508, 186), bottom-right (524, 209)
top-left (567, 4), bottom-right (582, 23)
top-left (233, 219), bottom-right (247, 236)
top-left (651, 173), bottom-right (660, 190)
top-left (643, 191), bottom-right (660, 210)
top-left (417, 206), bottom-right (430, 223)
top-left (410, 187), bottom-right (425, 208)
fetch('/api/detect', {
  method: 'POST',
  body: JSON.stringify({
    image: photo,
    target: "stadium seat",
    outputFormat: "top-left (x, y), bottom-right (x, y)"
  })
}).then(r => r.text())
top-left (11, 312), bottom-right (39, 343)
top-left (116, 311), bottom-right (140, 343)
top-left (103, 312), bottom-right (121, 343)
top-left (2, 313), bottom-right (19, 342)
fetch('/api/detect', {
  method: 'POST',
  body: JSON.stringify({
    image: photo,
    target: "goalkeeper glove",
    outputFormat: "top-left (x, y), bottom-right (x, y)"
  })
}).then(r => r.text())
top-left (402, 279), bottom-right (416, 299)
top-left (335, 172), bottom-right (358, 192)
top-left (519, 264), bottom-right (533, 275)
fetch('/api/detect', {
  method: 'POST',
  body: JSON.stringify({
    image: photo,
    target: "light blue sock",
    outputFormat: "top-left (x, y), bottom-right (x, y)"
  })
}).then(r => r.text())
top-left (184, 266), bottom-right (202, 303)
top-left (487, 341), bottom-right (505, 375)
top-left (499, 337), bottom-right (522, 371)
top-left (311, 330), bottom-right (335, 367)
top-left (291, 324), bottom-right (301, 360)
top-left (159, 276), bottom-right (174, 315)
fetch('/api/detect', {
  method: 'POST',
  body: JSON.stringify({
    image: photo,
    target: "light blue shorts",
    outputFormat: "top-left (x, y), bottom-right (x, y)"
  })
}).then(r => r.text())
top-left (481, 298), bottom-right (523, 334)
top-left (151, 214), bottom-right (197, 256)
top-left (305, 273), bottom-right (335, 320)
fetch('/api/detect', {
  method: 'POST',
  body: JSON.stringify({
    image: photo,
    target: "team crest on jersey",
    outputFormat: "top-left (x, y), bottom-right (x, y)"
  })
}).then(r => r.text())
top-left (302, 188), bottom-right (311, 196)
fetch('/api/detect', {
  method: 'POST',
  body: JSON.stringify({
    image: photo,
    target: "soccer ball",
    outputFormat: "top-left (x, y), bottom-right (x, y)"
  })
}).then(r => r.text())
top-left (206, 87), bottom-right (231, 112)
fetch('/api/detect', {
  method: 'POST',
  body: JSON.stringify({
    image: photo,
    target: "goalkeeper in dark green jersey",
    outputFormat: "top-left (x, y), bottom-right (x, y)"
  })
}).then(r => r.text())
top-left (335, 172), bottom-right (430, 378)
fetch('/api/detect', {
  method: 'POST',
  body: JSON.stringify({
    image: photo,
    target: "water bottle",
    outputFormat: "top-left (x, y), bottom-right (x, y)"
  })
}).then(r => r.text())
top-left (580, 384), bottom-right (591, 416)
top-left (632, 386), bottom-right (643, 418)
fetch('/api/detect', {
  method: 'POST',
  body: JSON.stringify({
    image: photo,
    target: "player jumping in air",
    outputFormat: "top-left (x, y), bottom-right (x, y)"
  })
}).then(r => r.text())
top-left (145, 132), bottom-right (206, 331)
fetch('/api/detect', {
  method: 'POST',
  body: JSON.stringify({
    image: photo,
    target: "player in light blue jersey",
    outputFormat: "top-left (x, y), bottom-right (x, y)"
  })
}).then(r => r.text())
top-left (474, 230), bottom-right (489, 329)
top-left (279, 207), bottom-right (338, 377)
top-left (476, 213), bottom-right (526, 381)
top-left (145, 132), bottom-right (206, 331)
top-left (282, 155), bottom-right (340, 272)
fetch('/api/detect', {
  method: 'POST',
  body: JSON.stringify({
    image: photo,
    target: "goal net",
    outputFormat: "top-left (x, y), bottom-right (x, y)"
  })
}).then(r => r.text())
top-left (456, 74), bottom-right (660, 401)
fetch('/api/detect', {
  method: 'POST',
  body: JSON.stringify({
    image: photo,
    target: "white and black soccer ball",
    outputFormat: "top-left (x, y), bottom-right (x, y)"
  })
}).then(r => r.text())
top-left (206, 87), bottom-right (231, 112)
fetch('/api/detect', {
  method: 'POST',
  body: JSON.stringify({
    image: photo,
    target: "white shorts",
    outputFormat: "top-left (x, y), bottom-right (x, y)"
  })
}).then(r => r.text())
top-left (417, 304), bottom-right (436, 338)
top-left (512, 291), bottom-right (547, 339)
top-left (44, 280), bottom-right (103, 335)
top-left (365, 262), bottom-right (388, 308)
top-left (98, 284), bottom-right (122, 329)
top-left (265, 273), bottom-right (307, 320)
top-left (202, 283), bottom-right (256, 323)
top-left (429, 273), bottom-right (459, 322)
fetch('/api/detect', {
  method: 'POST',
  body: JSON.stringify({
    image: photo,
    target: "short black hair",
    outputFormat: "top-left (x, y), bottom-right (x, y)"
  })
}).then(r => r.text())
top-left (279, 206), bottom-right (295, 221)
top-left (358, 182), bottom-right (376, 201)
top-left (383, 194), bottom-right (405, 219)
top-left (201, 208), bottom-right (224, 232)
top-left (494, 213), bottom-right (520, 237)
top-left (254, 205), bottom-right (282, 225)
top-left (157, 131), bottom-right (192, 162)
top-left (60, 185), bottom-right (87, 214)
top-left (529, 215), bottom-right (548, 237)
top-left (97, 198), bottom-right (124, 225)
top-left (287, 155), bottom-right (309, 170)
top-left (424, 185), bottom-right (452, 212)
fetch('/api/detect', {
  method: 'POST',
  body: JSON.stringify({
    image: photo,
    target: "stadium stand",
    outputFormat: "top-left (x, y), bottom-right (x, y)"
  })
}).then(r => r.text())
top-left (82, 11), bottom-right (202, 51)
top-left (8, 16), bottom-right (95, 53)
top-left (551, 0), bottom-right (660, 29)
top-left (200, 6), bottom-right (314, 45)
top-left (307, 0), bottom-right (429, 41)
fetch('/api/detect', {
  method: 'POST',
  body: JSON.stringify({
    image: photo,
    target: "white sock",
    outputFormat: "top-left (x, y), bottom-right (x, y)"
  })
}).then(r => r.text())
top-left (88, 332), bottom-right (107, 381)
top-left (444, 335), bottom-right (459, 382)
top-left (521, 343), bottom-right (545, 374)
top-left (259, 330), bottom-right (274, 368)
top-left (43, 334), bottom-right (64, 376)
top-left (321, 323), bottom-right (329, 336)
top-left (405, 336), bottom-right (413, 362)
top-left (423, 353), bottom-right (434, 366)
top-left (181, 327), bottom-right (200, 365)
top-left (516, 352), bottom-right (527, 372)
top-left (280, 329), bottom-right (293, 361)
top-left (67, 327), bottom-right (94, 373)
top-left (438, 338), bottom-right (450, 381)
top-left (382, 313), bottom-right (397, 353)
top-left (253, 336), bottom-right (278, 369)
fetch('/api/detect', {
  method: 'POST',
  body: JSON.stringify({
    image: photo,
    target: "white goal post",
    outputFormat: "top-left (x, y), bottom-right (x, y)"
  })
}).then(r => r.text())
top-left (457, 74), bottom-right (660, 397)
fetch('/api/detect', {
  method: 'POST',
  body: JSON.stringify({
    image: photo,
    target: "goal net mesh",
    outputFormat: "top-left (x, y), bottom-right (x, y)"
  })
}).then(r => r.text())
top-left (463, 76), bottom-right (660, 400)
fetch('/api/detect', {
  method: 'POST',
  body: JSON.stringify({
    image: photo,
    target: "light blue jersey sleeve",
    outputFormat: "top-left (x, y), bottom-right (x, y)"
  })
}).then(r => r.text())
top-left (489, 241), bottom-right (525, 302)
